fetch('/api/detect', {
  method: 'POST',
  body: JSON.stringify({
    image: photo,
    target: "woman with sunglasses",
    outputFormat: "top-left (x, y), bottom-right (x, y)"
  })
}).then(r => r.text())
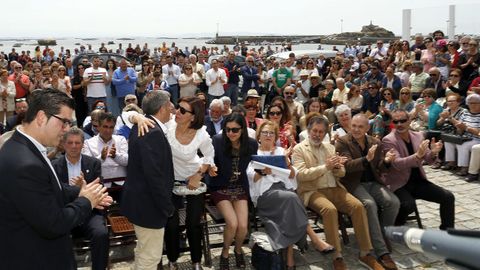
top-left (246, 120), bottom-right (309, 270)
top-left (394, 40), bottom-right (414, 72)
top-left (208, 113), bottom-right (258, 270)
top-left (410, 88), bottom-right (442, 131)
top-left (136, 61), bottom-right (154, 104)
top-left (52, 65), bottom-right (72, 97)
top-left (162, 96), bottom-right (215, 270)
top-left (372, 87), bottom-right (398, 138)
top-left (420, 37), bottom-right (436, 73)
top-left (179, 64), bottom-right (202, 98)
top-left (398, 87), bottom-right (415, 113)
top-left (266, 100), bottom-right (296, 155)
top-left (445, 68), bottom-right (468, 97)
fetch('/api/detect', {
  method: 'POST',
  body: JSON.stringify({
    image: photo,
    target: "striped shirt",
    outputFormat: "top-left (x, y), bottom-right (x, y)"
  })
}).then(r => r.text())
top-left (460, 111), bottom-right (480, 139)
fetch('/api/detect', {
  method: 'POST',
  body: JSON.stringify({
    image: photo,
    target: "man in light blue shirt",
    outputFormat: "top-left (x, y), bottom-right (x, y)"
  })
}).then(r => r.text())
top-left (112, 59), bottom-right (137, 111)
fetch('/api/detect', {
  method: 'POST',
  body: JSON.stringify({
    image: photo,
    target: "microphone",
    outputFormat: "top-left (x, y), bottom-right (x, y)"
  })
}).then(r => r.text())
top-left (385, 226), bottom-right (480, 270)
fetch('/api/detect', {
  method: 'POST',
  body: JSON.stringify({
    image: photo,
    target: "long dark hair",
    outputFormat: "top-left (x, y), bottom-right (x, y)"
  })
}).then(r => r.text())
top-left (222, 113), bottom-right (251, 157)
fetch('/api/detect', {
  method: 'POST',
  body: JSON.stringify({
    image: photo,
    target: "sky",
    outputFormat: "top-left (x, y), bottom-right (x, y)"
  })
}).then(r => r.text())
top-left (3, 0), bottom-right (479, 38)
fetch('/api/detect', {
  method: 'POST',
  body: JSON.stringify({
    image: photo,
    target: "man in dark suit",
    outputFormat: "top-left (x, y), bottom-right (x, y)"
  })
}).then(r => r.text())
top-left (4, 98), bottom-right (28, 132)
top-left (52, 126), bottom-right (108, 270)
top-left (204, 98), bottom-right (224, 137)
top-left (0, 89), bottom-right (110, 270)
top-left (121, 90), bottom-right (175, 270)
top-left (240, 55), bottom-right (259, 98)
top-left (335, 114), bottom-right (400, 270)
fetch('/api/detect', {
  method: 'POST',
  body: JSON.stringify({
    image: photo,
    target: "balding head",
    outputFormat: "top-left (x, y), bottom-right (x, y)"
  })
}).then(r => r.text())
top-left (351, 113), bottom-right (370, 140)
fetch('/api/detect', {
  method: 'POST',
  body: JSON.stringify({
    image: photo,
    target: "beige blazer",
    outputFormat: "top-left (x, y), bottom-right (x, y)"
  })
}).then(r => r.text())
top-left (292, 139), bottom-right (345, 206)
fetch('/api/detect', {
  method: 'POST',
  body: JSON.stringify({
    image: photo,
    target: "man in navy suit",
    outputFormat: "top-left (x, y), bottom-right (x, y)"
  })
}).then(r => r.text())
top-left (204, 99), bottom-right (224, 137)
top-left (0, 89), bottom-right (111, 270)
top-left (52, 127), bottom-right (109, 270)
top-left (240, 56), bottom-right (259, 98)
top-left (121, 90), bottom-right (175, 270)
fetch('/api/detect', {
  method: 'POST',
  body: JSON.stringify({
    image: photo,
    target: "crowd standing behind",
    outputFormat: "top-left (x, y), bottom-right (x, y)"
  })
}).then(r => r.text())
top-left (2, 30), bottom-right (479, 270)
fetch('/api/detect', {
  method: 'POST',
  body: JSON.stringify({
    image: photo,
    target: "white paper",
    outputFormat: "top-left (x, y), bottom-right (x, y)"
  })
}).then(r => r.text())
top-left (251, 161), bottom-right (291, 179)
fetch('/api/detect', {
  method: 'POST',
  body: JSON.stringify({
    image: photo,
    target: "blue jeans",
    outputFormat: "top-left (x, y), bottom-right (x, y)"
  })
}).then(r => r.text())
top-left (225, 83), bottom-right (239, 106)
top-left (169, 84), bottom-right (179, 105)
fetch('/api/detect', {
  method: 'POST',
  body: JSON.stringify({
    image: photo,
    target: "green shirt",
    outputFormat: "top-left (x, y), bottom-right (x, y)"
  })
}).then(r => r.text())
top-left (272, 68), bottom-right (292, 88)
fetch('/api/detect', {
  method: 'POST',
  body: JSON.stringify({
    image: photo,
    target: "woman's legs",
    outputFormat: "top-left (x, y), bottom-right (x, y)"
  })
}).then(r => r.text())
top-left (216, 200), bottom-right (238, 258)
top-left (232, 199), bottom-right (249, 254)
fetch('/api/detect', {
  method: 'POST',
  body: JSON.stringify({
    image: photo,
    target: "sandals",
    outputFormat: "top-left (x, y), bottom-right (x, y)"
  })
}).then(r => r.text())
top-left (234, 251), bottom-right (246, 268)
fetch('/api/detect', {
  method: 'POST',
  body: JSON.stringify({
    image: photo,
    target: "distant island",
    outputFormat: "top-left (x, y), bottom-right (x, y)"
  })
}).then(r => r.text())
top-left (207, 22), bottom-right (398, 45)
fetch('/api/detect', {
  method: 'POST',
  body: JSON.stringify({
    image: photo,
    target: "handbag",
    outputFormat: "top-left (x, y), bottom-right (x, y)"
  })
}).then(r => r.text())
top-left (440, 133), bottom-right (473, 145)
top-left (172, 181), bottom-right (207, 196)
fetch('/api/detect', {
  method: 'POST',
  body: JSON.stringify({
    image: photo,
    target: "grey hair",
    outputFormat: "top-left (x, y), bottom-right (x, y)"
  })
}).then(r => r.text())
top-left (334, 104), bottom-right (351, 117)
top-left (336, 77), bottom-right (345, 84)
top-left (209, 99), bottom-right (224, 110)
top-left (412, 61), bottom-right (424, 69)
top-left (63, 126), bottom-right (84, 142)
top-left (142, 90), bottom-right (170, 115)
top-left (466, 94), bottom-right (480, 106)
top-left (307, 115), bottom-right (329, 131)
top-left (220, 96), bottom-right (231, 105)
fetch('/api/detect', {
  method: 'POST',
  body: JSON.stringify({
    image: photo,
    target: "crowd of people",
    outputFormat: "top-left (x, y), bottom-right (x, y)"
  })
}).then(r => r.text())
top-left (1, 29), bottom-right (478, 270)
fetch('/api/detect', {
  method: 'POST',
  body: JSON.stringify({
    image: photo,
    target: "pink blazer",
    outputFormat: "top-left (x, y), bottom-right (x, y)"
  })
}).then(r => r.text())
top-left (381, 130), bottom-right (436, 191)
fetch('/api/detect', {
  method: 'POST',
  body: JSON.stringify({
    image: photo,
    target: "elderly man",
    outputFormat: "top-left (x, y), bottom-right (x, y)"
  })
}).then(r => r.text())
top-left (5, 97), bottom-right (28, 131)
top-left (112, 59), bottom-right (137, 110)
top-left (204, 99), bottom-right (224, 137)
top-left (331, 77), bottom-right (350, 106)
top-left (83, 112), bottom-right (128, 202)
top-left (335, 114), bottom-right (400, 270)
top-left (240, 56), bottom-right (259, 98)
top-left (382, 109), bottom-right (455, 230)
top-left (292, 116), bottom-right (383, 270)
top-left (408, 61), bottom-right (430, 100)
top-left (369, 40), bottom-right (387, 60)
top-left (426, 67), bottom-right (446, 99)
top-left (284, 85), bottom-right (305, 130)
top-left (52, 127), bottom-right (109, 270)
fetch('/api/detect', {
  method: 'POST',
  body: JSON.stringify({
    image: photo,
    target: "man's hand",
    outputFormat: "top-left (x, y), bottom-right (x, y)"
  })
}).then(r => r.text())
top-left (366, 144), bottom-right (378, 162)
top-left (78, 179), bottom-right (108, 209)
top-left (384, 149), bottom-right (396, 164)
top-left (95, 195), bottom-right (113, 210)
top-left (70, 172), bottom-right (85, 187)
top-left (101, 145), bottom-right (109, 160)
top-left (108, 143), bottom-right (116, 159)
top-left (416, 139), bottom-right (429, 159)
top-left (430, 137), bottom-right (443, 155)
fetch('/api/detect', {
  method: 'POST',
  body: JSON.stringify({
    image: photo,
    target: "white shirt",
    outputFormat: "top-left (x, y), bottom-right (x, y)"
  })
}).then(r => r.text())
top-left (83, 67), bottom-right (108, 97)
top-left (82, 134), bottom-right (128, 186)
top-left (369, 46), bottom-right (388, 60)
top-left (332, 87), bottom-right (350, 104)
top-left (17, 127), bottom-right (62, 189)
top-left (295, 79), bottom-right (311, 104)
top-left (66, 155), bottom-right (82, 186)
top-left (166, 121), bottom-right (215, 181)
top-left (162, 64), bottom-right (181, 85)
top-left (246, 147), bottom-right (297, 206)
top-left (205, 68), bottom-right (227, 96)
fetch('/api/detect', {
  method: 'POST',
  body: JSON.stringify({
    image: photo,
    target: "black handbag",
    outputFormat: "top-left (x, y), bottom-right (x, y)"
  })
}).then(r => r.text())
top-left (440, 133), bottom-right (473, 145)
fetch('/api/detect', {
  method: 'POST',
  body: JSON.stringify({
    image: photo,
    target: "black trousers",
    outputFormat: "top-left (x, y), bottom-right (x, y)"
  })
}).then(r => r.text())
top-left (164, 193), bottom-right (205, 263)
top-left (72, 213), bottom-right (109, 270)
top-left (394, 177), bottom-right (455, 230)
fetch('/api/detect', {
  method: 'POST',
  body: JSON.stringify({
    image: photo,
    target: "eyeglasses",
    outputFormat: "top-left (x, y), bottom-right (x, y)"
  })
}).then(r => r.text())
top-left (284, 92), bottom-right (294, 96)
top-left (269, 111), bottom-right (282, 116)
top-left (400, 92), bottom-right (410, 95)
top-left (383, 93), bottom-right (391, 96)
top-left (260, 131), bottom-right (275, 137)
top-left (96, 106), bottom-right (106, 110)
top-left (225, 127), bottom-right (241, 133)
top-left (15, 67), bottom-right (22, 70)
top-left (392, 119), bottom-right (408, 124)
top-left (429, 73), bottom-right (438, 76)
top-left (461, 43), bottom-right (469, 45)
top-left (446, 100), bottom-right (458, 103)
top-left (247, 60), bottom-right (254, 63)
top-left (185, 68), bottom-right (192, 70)
top-left (50, 114), bottom-right (73, 128)
top-left (244, 106), bottom-right (257, 110)
top-left (175, 104), bottom-right (193, 114)
top-left (450, 74), bottom-right (460, 77)
top-left (125, 98), bottom-right (137, 103)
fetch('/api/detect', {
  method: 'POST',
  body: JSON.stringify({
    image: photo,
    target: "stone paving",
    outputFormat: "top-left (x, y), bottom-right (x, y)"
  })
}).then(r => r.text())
top-left (78, 166), bottom-right (479, 270)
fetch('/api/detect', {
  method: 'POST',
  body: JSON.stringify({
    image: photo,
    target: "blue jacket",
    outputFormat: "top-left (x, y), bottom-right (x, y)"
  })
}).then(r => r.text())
top-left (381, 75), bottom-right (402, 94)
top-left (112, 67), bottom-right (137, 97)
top-left (241, 65), bottom-right (259, 93)
top-left (208, 134), bottom-right (258, 194)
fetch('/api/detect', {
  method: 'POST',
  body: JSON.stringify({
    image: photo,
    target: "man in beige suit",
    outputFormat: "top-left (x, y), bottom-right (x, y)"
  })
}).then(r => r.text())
top-left (292, 115), bottom-right (383, 270)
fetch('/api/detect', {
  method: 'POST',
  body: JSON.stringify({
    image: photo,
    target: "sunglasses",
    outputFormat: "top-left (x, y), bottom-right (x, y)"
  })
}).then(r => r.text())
top-left (400, 92), bottom-right (410, 95)
top-left (284, 92), bottom-right (294, 96)
top-left (175, 104), bottom-right (193, 114)
top-left (96, 106), bottom-right (106, 110)
top-left (225, 127), bottom-right (241, 133)
top-left (392, 119), bottom-right (408, 124)
top-left (450, 74), bottom-right (460, 77)
top-left (383, 93), bottom-right (391, 96)
top-left (269, 111), bottom-right (282, 116)
top-left (125, 98), bottom-right (137, 103)
top-left (260, 131), bottom-right (275, 137)
top-left (244, 106), bottom-right (257, 110)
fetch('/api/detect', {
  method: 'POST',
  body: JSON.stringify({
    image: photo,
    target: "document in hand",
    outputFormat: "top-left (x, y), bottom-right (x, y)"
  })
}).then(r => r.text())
top-left (251, 155), bottom-right (288, 169)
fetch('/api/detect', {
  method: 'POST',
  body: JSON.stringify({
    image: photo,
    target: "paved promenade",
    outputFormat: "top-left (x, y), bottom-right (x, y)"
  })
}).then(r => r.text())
top-left (78, 166), bottom-right (478, 270)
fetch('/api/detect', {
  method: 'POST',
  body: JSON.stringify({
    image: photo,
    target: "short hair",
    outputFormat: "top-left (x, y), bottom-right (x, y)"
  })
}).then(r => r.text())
top-left (63, 126), bottom-right (84, 142)
top-left (220, 96), bottom-right (231, 105)
top-left (336, 77), bottom-right (345, 84)
top-left (123, 103), bottom-right (143, 113)
top-left (231, 105), bottom-right (246, 115)
top-left (24, 89), bottom-right (75, 124)
top-left (124, 94), bottom-right (137, 102)
top-left (209, 99), bottom-right (224, 110)
top-left (466, 94), bottom-right (480, 106)
top-left (178, 96), bottom-right (205, 130)
top-left (412, 61), bottom-right (424, 69)
top-left (391, 108), bottom-right (409, 118)
top-left (324, 79), bottom-right (334, 85)
top-left (307, 114), bottom-right (329, 131)
top-left (142, 90), bottom-right (170, 115)
top-left (98, 112), bottom-right (116, 125)
top-left (334, 104), bottom-right (351, 118)
top-left (351, 113), bottom-right (369, 126)
top-left (445, 92), bottom-right (461, 102)
top-left (0, 69), bottom-right (8, 76)
top-left (256, 120), bottom-right (279, 142)
top-left (422, 88), bottom-right (437, 99)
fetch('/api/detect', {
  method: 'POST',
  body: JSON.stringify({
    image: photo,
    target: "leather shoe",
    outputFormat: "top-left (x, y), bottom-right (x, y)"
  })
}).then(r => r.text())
top-left (378, 254), bottom-right (398, 270)
top-left (466, 173), bottom-right (479, 182)
top-left (456, 167), bottom-right (469, 176)
top-left (441, 162), bottom-right (456, 170)
top-left (333, 257), bottom-right (348, 270)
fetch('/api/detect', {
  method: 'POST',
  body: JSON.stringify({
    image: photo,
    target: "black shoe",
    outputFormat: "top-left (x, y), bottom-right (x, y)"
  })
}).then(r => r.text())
top-left (219, 255), bottom-right (229, 270)
top-left (466, 174), bottom-right (479, 182)
top-left (234, 251), bottom-right (246, 268)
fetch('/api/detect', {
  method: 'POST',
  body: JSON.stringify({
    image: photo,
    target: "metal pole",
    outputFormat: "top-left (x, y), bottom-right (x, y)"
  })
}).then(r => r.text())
top-left (402, 9), bottom-right (412, 41)
top-left (448, 5), bottom-right (455, 39)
